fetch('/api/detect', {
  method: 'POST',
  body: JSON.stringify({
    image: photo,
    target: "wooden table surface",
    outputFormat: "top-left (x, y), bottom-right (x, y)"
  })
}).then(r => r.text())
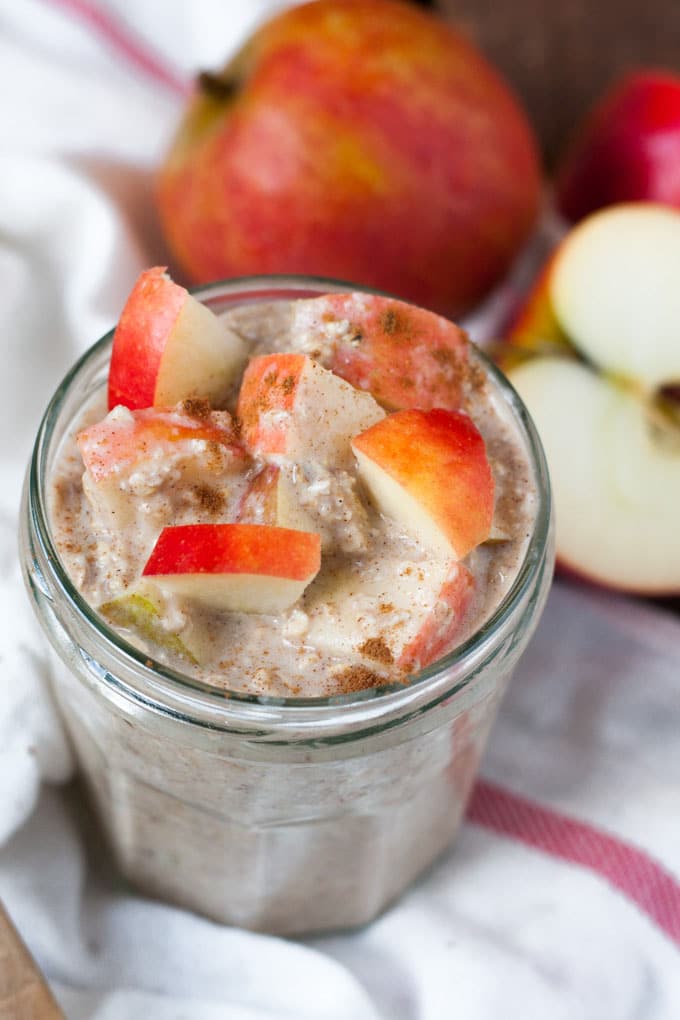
top-left (434, 0), bottom-right (680, 165)
top-left (0, 901), bottom-right (64, 1020)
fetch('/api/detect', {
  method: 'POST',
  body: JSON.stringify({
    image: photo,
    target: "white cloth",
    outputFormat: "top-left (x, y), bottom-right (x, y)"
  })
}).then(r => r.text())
top-left (1, 3), bottom-right (679, 1018)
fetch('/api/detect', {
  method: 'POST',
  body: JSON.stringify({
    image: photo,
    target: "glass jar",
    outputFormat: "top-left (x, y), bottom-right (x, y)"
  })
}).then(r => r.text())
top-left (20, 276), bottom-right (554, 935)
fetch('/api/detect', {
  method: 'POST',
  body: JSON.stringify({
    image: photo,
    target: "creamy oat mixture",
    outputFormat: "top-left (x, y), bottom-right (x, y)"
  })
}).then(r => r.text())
top-left (50, 299), bottom-right (535, 697)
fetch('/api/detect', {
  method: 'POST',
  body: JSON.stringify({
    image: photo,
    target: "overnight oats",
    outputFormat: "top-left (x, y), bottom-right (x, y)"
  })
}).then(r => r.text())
top-left (21, 274), bottom-right (553, 934)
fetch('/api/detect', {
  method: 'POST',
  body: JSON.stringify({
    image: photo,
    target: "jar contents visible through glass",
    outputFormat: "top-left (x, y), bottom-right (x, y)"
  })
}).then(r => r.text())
top-left (49, 271), bottom-right (536, 698)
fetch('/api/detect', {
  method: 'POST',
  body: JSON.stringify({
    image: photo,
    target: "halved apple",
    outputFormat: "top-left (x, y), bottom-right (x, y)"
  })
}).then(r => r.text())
top-left (549, 204), bottom-right (680, 389)
top-left (351, 408), bottom-right (494, 559)
top-left (142, 523), bottom-right (321, 613)
top-left (237, 352), bottom-right (384, 467)
top-left (497, 202), bottom-right (680, 593)
top-left (292, 292), bottom-right (470, 411)
top-left (108, 267), bottom-right (245, 410)
top-left (510, 358), bottom-right (680, 592)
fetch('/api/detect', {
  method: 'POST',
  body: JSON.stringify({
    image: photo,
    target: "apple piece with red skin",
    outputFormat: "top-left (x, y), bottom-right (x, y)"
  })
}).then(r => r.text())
top-left (495, 203), bottom-right (680, 593)
top-left (351, 408), bottom-right (494, 559)
top-left (303, 557), bottom-right (474, 678)
top-left (237, 351), bottom-right (384, 467)
top-left (77, 402), bottom-right (243, 483)
top-left (156, 0), bottom-right (540, 319)
top-left (291, 292), bottom-right (470, 411)
top-left (108, 267), bottom-right (245, 411)
top-left (555, 70), bottom-right (680, 224)
top-left (398, 561), bottom-right (474, 672)
top-left (142, 523), bottom-right (321, 614)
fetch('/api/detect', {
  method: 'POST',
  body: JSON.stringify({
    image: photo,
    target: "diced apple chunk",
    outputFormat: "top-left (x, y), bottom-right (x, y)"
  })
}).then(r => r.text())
top-left (303, 557), bottom-right (474, 676)
top-left (142, 523), bottom-right (322, 614)
top-left (77, 403), bottom-right (243, 482)
top-left (291, 292), bottom-right (470, 410)
top-left (236, 352), bottom-right (384, 467)
top-left (238, 463), bottom-right (370, 555)
top-left (99, 580), bottom-right (208, 664)
top-left (77, 403), bottom-right (245, 529)
top-left (108, 266), bottom-right (245, 410)
top-left (352, 408), bottom-right (494, 559)
top-left (237, 464), bottom-right (317, 533)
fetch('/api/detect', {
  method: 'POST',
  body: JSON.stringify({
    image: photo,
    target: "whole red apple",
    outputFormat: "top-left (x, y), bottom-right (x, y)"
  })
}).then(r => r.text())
top-left (156, 0), bottom-right (540, 318)
top-left (555, 70), bottom-right (680, 223)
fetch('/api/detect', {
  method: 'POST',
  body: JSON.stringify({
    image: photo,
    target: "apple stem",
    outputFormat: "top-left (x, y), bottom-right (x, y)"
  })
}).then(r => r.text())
top-left (659, 383), bottom-right (680, 404)
top-left (197, 71), bottom-right (238, 102)
top-left (648, 386), bottom-right (680, 444)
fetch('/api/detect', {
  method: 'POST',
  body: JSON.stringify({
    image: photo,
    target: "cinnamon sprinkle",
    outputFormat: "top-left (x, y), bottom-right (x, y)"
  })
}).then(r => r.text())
top-left (380, 307), bottom-right (400, 335)
top-left (181, 397), bottom-right (211, 420)
top-left (333, 665), bottom-right (384, 692)
top-left (358, 637), bottom-right (394, 665)
top-left (192, 484), bottom-right (225, 516)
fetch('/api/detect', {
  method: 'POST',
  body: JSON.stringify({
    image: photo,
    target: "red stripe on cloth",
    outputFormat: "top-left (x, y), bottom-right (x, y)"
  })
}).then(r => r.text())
top-left (45, 0), bottom-right (191, 97)
top-left (467, 779), bottom-right (680, 949)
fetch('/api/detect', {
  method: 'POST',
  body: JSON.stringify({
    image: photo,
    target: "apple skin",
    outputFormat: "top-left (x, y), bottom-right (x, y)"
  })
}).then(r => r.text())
top-left (142, 523), bottom-right (322, 613)
top-left (108, 267), bottom-right (184, 410)
top-left (493, 252), bottom-right (577, 373)
top-left (555, 70), bottom-right (680, 223)
top-left (156, 0), bottom-right (540, 318)
top-left (293, 292), bottom-right (470, 411)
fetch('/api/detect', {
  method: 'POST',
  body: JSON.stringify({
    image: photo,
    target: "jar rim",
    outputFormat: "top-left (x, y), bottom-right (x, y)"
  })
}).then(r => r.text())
top-left (28, 273), bottom-right (552, 734)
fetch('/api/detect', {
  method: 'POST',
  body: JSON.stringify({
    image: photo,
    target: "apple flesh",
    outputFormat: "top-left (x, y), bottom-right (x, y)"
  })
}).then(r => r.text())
top-left (142, 523), bottom-right (321, 613)
top-left (496, 202), bottom-right (680, 593)
top-left (555, 71), bottom-right (680, 223)
top-left (549, 204), bottom-right (680, 389)
top-left (291, 292), bottom-right (470, 411)
top-left (510, 357), bottom-right (680, 592)
top-left (108, 267), bottom-right (245, 410)
top-left (156, 0), bottom-right (540, 318)
top-left (237, 352), bottom-right (384, 466)
top-left (352, 408), bottom-right (494, 559)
